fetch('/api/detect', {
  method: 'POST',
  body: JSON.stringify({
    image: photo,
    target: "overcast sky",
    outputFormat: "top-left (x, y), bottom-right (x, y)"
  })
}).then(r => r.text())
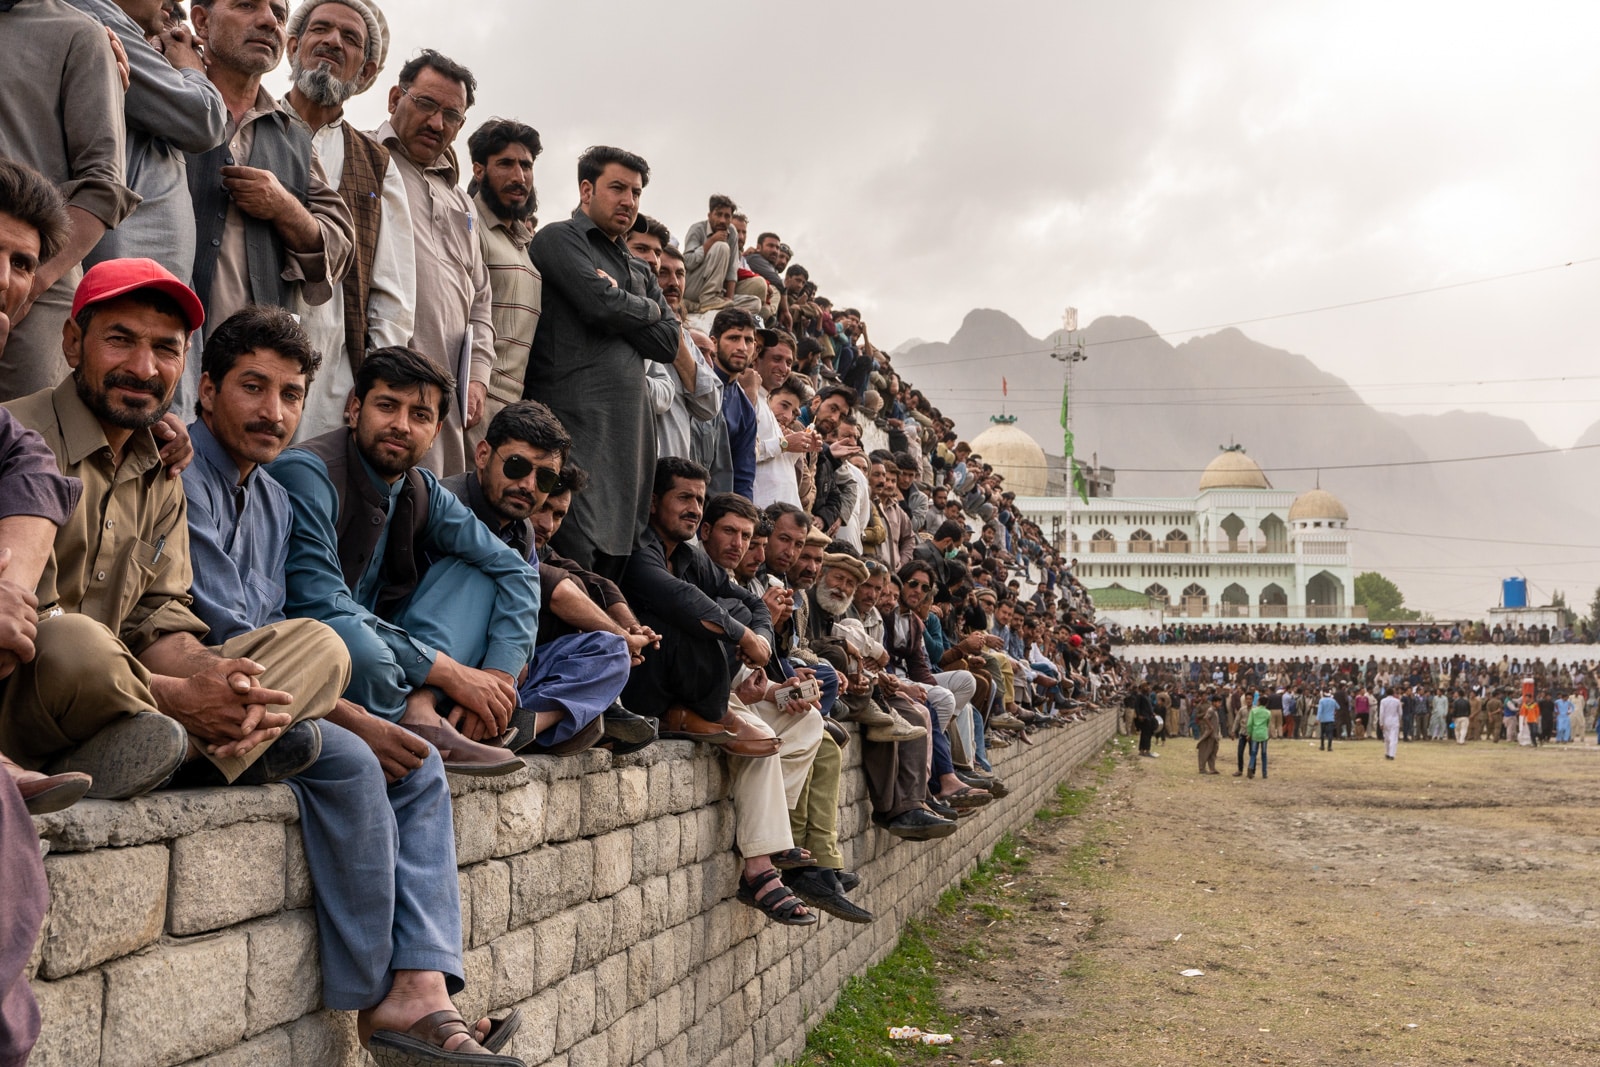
top-left (328, 0), bottom-right (1600, 444)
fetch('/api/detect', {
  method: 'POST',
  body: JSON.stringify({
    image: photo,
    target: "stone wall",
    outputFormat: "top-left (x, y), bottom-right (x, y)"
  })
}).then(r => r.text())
top-left (25, 710), bottom-right (1116, 1067)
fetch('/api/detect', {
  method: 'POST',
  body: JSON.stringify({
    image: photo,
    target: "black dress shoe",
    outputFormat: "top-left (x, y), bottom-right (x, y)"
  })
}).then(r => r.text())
top-left (837, 870), bottom-right (861, 893)
top-left (884, 808), bottom-right (958, 840)
top-left (821, 717), bottom-right (851, 748)
top-left (926, 796), bottom-right (958, 819)
top-left (784, 866), bottom-right (875, 923)
top-left (171, 720), bottom-right (323, 788)
top-left (599, 703), bottom-right (658, 755)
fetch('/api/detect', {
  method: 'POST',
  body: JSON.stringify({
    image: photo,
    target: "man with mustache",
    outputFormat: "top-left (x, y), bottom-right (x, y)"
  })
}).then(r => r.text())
top-left (376, 49), bottom-right (493, 475)
top-left (633, 221), bottom-right (721, 466)
top-left (465, 119), bottom-right (542, 449)
top-left (269, 345), bottom-right (537, 775)
top-left (281, 0), bottom-right (418, 442)
top-left (177, 303), bottom-right (524, 1064)
top-left (3, 259), bottom-right (347, 798)
top-left (181, 0), bottom-right (354, 411)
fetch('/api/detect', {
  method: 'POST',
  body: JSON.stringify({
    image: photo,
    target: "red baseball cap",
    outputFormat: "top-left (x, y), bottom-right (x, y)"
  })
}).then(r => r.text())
top-left (71, 258), bottom-right (205, 333)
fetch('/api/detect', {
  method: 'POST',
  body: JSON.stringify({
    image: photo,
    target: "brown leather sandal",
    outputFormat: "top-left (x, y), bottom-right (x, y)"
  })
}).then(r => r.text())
top-left (368, 1009), bottom-right (524, 1065)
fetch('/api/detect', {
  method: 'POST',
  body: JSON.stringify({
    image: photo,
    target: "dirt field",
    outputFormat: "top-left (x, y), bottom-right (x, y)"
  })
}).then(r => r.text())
top-left (920, 734), bottom-right (1600, 1067)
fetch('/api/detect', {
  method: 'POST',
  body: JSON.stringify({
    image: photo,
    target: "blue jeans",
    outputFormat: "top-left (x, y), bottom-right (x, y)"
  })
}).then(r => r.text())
top-left (1248, 739), bottom-right (1268, 776)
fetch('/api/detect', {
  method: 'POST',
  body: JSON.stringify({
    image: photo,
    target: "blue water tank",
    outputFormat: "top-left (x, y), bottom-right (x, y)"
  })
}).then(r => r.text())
top-left (1502, 577), bottom-right (1527, 609)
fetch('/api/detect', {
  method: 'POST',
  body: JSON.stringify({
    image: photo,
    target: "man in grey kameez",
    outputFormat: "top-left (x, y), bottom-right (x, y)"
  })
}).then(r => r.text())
top-left (524, 146), bottom-right (680, 580)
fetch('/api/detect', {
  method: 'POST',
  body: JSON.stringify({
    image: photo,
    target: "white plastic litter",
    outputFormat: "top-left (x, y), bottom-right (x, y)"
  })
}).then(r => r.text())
top-left (1180, 968), bottom-right (1205, 977)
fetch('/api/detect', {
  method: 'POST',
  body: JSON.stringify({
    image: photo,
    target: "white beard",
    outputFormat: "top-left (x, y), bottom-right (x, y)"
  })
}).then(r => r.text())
top-left (815, 586), bottom-right (853, 617)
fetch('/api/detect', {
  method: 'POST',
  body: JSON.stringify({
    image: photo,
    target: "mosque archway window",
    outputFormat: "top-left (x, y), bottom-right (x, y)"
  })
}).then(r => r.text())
top-left (1259, 514), bottom-right (1287, 553)
top-left (1181, 582), bottom-right (1208, 617)
top-left (1144, 583), bottom-right (1170, 607)
top-left (1164, 529), bottom-right (1189, 554)
top-left (1129, 529), bottom-right (1154, 554)
top-left (1091, 529), bottom-right (1115, 553)
top-left (1219, 513), bottom-right (1246, 553)
top-left (1259, 583), bottom-right (1288, 618)
top-left (1220, 582), bottom-right (1249, 618)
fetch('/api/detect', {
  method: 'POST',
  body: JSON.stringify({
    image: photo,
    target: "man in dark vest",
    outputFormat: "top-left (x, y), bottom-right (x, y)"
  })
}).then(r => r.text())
top-left (181, 0), bottom-right (354, 409)
top-left (269, 346), bottom-right (538, 774)
top-left (283, 0), bottom-right (418, 442)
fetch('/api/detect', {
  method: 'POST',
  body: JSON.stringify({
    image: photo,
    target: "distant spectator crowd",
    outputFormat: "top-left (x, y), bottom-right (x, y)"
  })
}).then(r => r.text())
top-left (1112, 619), bottom-right (1595, 647)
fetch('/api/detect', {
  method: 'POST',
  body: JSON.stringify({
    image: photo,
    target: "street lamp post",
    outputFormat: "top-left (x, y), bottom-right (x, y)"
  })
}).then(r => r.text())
top-left (1051, 307), bottom-right (1088, 548)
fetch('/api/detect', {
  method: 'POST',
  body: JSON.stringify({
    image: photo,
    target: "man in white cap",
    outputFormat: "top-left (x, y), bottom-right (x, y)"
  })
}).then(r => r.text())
top-left (283, 0), bottom-right (417, 441)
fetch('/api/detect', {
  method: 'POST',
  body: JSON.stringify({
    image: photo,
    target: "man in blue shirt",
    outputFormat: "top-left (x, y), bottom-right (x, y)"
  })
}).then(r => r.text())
top-left (1317, 690), bottom-right (1340, 751)
top-left (269, 345), bottom-right (538, 775)
top-left (182, 306), bottom-right (520, 1063)
top-left (707, 307), bottom-right (758, 499)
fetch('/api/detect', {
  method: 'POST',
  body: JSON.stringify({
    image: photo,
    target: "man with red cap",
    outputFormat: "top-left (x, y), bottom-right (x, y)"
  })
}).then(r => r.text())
top-left (1, 258), bottom-right (349, 798)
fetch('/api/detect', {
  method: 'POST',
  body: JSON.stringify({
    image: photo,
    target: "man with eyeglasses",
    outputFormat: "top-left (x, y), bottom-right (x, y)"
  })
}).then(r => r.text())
top-left (442, 400), bottom-right (654, 755)
top-left (375, 48), bottom-right (493, 477)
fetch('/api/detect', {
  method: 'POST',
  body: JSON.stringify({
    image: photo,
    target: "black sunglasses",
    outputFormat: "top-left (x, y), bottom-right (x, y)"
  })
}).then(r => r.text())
top-left (496, 450), bottom-right (561, 493)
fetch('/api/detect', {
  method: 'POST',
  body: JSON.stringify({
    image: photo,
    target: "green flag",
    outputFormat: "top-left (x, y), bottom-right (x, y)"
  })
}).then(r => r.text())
top-left (1073, 463), bottom-right (1090, 504)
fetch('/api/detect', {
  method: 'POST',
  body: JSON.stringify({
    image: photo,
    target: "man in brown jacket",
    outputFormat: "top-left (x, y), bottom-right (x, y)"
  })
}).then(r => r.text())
top-left (1195, 692), bottom-right (1221, 774)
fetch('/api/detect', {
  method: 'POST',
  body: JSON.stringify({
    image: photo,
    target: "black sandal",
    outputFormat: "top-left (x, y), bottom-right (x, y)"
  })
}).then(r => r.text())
top-left (737, 868), bottom-right (818, 926)
top-left (769, 847), bottom-right (814, 869)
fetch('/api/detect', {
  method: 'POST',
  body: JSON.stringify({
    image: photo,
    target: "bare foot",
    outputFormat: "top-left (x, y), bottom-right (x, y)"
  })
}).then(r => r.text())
top-left (357, 970), bottom-right (492, 1051)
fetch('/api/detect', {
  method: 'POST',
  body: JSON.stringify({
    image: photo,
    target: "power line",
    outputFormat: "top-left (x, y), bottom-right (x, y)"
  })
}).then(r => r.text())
top-left (896, 254), bottom-right (1600, 370)
top-left (1348, 526), bottom-right (1600, 551)
top-left (932, 371), bottom-right (1600, 396)
top-left (972, 442), bottom-right (1600, 474)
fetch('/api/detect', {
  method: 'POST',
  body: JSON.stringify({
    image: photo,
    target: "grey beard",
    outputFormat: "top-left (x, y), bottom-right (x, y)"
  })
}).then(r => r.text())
top-left (292, 62), bottom-right (358, 107)
top-left (815, 586), bottom-right (853, 618)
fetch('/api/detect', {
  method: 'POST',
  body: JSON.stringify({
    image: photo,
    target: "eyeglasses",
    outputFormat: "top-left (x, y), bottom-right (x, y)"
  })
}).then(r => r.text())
top-left (400, 87), bottom-right (467, 129)
top-left (905, 580), bottom-right (931, 590)
top-left (494, 448), bottom-right (560, 493)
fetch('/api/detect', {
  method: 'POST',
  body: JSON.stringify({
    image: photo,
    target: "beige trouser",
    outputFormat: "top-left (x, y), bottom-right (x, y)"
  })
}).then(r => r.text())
top-left (418, 400), bottom-right (471, 478)
top-left (735, 275), bottom-right (780, 319)
top-left (725, 696), bottom-right (824, 859)
top-left (0, 613), bottom-right (348, 781)
top-left (1573, 712), bottom-right (1587, 743)
top-left (789, 733), bottom-right (844, 868)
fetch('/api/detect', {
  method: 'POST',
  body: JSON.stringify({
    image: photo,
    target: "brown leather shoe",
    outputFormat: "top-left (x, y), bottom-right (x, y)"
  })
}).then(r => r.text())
top-left (403, 722), bottom-right (525, 776)
top-left (717, 709), bottom-right (782, 758)
top-left (660, 705), bottom-right (738, 743)
top-left (527, 714), bottom-right (605, 756)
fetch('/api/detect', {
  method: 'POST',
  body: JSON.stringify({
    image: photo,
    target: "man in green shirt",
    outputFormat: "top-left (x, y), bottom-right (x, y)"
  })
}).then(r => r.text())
top-left (1246, 698), bottom-right (1271, 780)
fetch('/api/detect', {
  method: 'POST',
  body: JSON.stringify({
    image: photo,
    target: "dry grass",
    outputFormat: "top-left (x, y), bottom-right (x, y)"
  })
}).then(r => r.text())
top-left (915, 735), bottom-right (1600, 1067)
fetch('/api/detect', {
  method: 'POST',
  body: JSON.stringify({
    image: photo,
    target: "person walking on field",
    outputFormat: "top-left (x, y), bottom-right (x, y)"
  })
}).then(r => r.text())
top-left (1378, 691), bottom-right (1402, 760)
top-left (1245, 697), bottom-right (1270, 780)
top-left (1520, 692), bottom-right (1540, 747)
top-left (1316, 690), bottom-right (1339, 752)
top-left (1452, 690), bottom-right (1471, 745)
top-left (1195, 693), bottom-right (1220, 775)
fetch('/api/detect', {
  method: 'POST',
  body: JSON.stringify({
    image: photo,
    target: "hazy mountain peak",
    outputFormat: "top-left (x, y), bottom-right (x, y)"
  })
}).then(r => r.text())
top-left (949, 308), bottom-right (1039, 354)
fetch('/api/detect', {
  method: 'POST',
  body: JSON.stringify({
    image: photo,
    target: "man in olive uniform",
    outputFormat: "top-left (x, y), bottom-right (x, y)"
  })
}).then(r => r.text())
top-left (1195, 692), bottom-right (1221, 775)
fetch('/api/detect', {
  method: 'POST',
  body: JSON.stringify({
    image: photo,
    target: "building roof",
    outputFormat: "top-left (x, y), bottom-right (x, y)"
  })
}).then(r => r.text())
top-left (1085, 585), bottom-right (1154, 609)
top-left (1198, 447), bottom-right (1272, 491)
top-left (1288, 487), bottom-right (1349, 522)
top-left (969, 416), bottom-right (1048, 496)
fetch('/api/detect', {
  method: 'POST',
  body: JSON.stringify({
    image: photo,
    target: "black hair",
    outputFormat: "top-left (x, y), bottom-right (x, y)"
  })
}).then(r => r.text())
top-left (577, 146), bottom-right (651, 188)
top-left (785, 263), bottom-right (809, 279)
top-left (197, 304), bottom-right (321, 418)
top-left (552, 462), bottom-right (588, 497)
top-left (485, 399), bottom-right (570, 461)
top-left (354, 346), bottom-right (455, 419)
top-left (710, 307), bottom-right (756, 338)
top-left (752, 519), bottom-right (773, 539)
top-left (814, 384), bottom-right (856, 411)
top-left (708, 193), bottom-right (736, 211)
top-left (702, 492), bottom-right (760, 530)
top-left (633, 214), bottom-right (671, 248)
top-left (398, 48), bottom-right (477, 107)
top-left (652, 455), bottom-right (708, 497)
top-left (762, 501), bottom-right (807, 530)
top-left (772, 374), bottom-right (810, 402)
top-left (898, 559), bottom-right (937, 586)
top-left (0, 159), bottom-right (69, 262)
top-left (934, 519), bottom-right (966, 544)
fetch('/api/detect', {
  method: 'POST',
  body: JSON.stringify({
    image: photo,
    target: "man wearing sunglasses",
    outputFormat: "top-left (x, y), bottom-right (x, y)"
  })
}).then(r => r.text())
top-left (374, 48), bottom-right (493, 477)
top-left (443, 400), bottom-right (654, 755)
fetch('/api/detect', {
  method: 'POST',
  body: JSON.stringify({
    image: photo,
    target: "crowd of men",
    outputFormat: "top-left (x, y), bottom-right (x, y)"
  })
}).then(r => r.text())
top-left (1114, 619), bottom-right (1596, 647)
top-left (0, 2), bottom-right (1130, 1062)
top-left (1118, 652), bottom-right (1600, 775)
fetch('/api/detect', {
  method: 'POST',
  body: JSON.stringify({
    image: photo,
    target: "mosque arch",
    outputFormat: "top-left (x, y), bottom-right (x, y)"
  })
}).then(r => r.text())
top-left (1129, 528), bottom-right (1154, 553)
top-left (1091, 528), bottom-right (1114, 553)
top-left (1306, 570), bottom-right (1343, 616)
top-left (1181, 582), bottom-right (1209, 615)
top-left (1259, 582), bottom-right (1288, 618)
top-left (1144, 583), bottom-right (1170, 607)
top-left (1220, 582), bottom-right (1249, 617)
top-left (1219, 513), bottom-right (1246, 552)
top-left (1164, 529), bottom-right (1190, 554)
top-left (1259, 513), bottom-right (1288, 553)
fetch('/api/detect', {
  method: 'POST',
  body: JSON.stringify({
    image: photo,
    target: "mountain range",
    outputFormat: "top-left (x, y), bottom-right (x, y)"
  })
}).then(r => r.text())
top-left (892, 310), bottom-right (1600, 617)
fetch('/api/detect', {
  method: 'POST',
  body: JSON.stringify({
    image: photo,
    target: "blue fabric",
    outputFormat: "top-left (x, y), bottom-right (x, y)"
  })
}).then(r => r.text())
top-left (715, 365), bottom-right (757, 500)
top-left (181, 419), bottom-right (293, 640)
top-left (286, 721), bottom-right (463, 1008)
top-left (518, 630), bottom-right (629, 744)
top-left (1247, 739), bottom-right (1268, 776)
top-left (972, 705), bottom-right (992, 773)
top-left (270, 447), bottom-right (539, 714)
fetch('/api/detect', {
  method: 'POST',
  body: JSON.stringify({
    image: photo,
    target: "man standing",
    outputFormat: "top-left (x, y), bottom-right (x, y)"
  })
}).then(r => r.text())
top-left (4, 259), bottom-right (347, 794)
top-left (376, 49), bottom-right (493, 474)
top-left (1316, 689), bottom-right (1338, 751)
top-left (629, 221), bottom-right (722, 465)
top-left (1195, 692), bottom-right (1221, 774)
top-left (706, 308), bottom-right (759, 499)
top-left (0, 0), bottom-right (140, 396)
top-left (179, 303), bottom-right (522, 1064)
top-left (1378, 689), bottom-right (1402, 760)
top-left (466, 119), bottom-right (541, 447)
top-left (269, 346), bottom-right (536, 774)
top-left (282, 0), bottom-right (418, 441)
top-left (526, 146), bottom-right (679, 577)
top-left (184, 0), bottom-right (354, 407)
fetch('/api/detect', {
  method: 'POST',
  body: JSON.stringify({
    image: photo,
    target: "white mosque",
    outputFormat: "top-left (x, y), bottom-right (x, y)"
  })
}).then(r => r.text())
top-left (976, 426), bottom-right (1361, 622)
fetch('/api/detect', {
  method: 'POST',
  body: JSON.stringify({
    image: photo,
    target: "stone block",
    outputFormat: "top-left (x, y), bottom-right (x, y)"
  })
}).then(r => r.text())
top-left (654, 981), bottom-right (684, 1043)
top-left (578, 770), bottom-right (621, 837)
top-left (639, 875), bottom-right (670, 938)
top-left (550, 838), bottom-right (593, 910)
top-left (554, 969), bottom-right (597, 1053)
top-left (654, 819), bottom-right (680, 879)
top-left (545, 778), bottom-right (581, 842)
top-left (495, 780), bottom-right (548, 857)
top-left (28, 970), bottom-right (102, 1067)
top-left (616, 766), bottom-right (648, 824)
top-left (466, 860), bottom-right (511, 947)
top-left (593, 951), bottom-right (628, 1029)
top-left (453, 945), bottom-right (495, 1025)
top-left (168, 823), bottom-right (285, 936)
top-left (102, 933), bottom-right (248, 1067)
top-left (32, 786), bottom-right (298, 854)
top-left (626, 940), bottom-right (653, 1008)
top-left (609, 884), bottom-right (642, 956)
top-left (674, 867), bottom-right (697, 927)
top-left (490, 926), bottom-right (537, 1006)
top-left (282, 830), bottom-right (311, 910)
top-left (244, 910), bottom-right (320, 1035)
top-left (568, 1031), bottom-right (609, 1067)
top-left (663, 1032), bottom-right (690, 1067)
top-left (569, 900), bottom-right (613, 971)
top-left (181, 1028), bottom-right (292, 1067)
top-left (288, 1008), bottom-right (363, 1066)
top-left (507, 845), bottom-right (562, 927)
top-left (457, 869), bottom-right (473, 954)
top-left (676, 812), bottom-right (699, 867)
top-left (629, 820), bottom-right (658, 883)
top-left (591, 827), bottom-right (632, 899)
top-left (605, 1009), bottom-right (638, 1067)
top-left (40, 843), bottom-right (167, 978)
top-left (532, 909), bottom-right (577, 992)
top-left (668, 760), bottom-right (696, 813)
top-left (646, 762), bottom-right (672, 818)
top-left (451, 788), bottom-right (499, 866)
top-left (504, 986), bottom-right (559, 1064)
